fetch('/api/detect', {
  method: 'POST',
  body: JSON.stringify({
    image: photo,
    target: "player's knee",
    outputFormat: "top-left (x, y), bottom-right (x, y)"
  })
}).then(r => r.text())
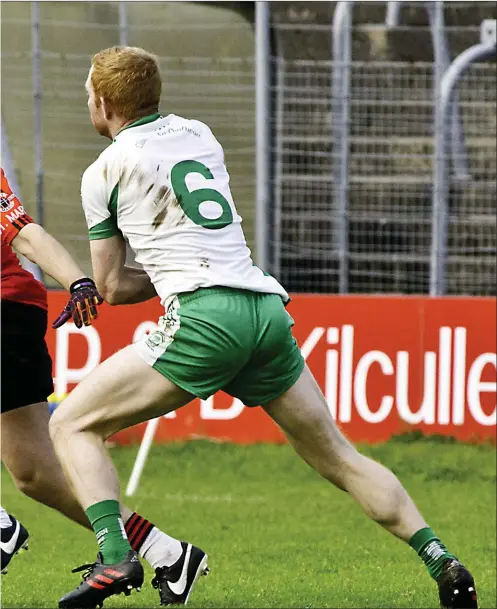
top-left (48, 406), bottom-right (74, 444)
top-left (49, 402), bottom-right (105, 444)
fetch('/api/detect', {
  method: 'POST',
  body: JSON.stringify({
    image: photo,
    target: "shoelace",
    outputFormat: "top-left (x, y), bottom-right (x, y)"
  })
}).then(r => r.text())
top-left (151, 565), bottom-right (171, 589)
top-left (151, 569), bottom-right (164, 589)
top-left (72, 561), bottom-right (97, 581)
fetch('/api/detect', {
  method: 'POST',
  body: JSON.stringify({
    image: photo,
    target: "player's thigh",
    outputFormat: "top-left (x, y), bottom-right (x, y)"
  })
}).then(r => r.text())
top-left (1, 300), bottom-right (54, 413)
top-left (49, 345), bottom-right (194, 440)
top-left (263, 364), bottom-right (356, 474)
top-left (225, 294), bottom-right (305, 406)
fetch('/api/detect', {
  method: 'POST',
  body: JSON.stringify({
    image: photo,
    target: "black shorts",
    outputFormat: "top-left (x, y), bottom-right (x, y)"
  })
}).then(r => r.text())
top-left (1, 300), bottom-right (54, 413)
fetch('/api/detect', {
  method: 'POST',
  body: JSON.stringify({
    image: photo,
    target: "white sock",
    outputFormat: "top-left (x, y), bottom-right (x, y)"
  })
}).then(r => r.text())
top-left (140, 527), bottom-right (183, 569)
top-left (0, 506), bottom-right (12, 529)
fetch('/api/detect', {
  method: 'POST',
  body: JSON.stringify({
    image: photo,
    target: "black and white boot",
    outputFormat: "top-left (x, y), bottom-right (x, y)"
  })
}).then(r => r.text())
top-left (1, 514), bottom-right (29, 574)
top-left (151, 542), bottom-right (209, 605)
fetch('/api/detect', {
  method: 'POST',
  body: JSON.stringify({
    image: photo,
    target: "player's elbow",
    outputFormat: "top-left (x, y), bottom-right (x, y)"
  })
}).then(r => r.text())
top-left (97, 278), bottom-right (127, 305)
top-left (93, 272), bottom-right (117, 305)
top-left (99, 284), bottom-right (121, 306)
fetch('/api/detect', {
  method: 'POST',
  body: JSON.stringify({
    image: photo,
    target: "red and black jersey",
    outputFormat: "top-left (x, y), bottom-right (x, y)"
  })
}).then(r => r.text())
top-left (1, 168), bottom-right (47, 310)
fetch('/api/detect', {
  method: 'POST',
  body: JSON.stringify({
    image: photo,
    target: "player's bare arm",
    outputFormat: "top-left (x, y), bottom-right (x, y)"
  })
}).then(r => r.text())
top-left (1, 169), bottom-right (102, 329)
top-left (12, 225), bottom-right (102, 329)
top-left (12, 223), bottom-right (87, 291)
top-left (90, 234), bottom-right (157, 305)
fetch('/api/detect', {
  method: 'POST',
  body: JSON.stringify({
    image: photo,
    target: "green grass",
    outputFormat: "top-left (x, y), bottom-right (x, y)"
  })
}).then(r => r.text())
top-left (1, 437), bottom-right (496, 608)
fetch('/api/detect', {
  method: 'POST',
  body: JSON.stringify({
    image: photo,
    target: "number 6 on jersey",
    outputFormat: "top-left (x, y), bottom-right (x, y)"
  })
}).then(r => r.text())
top-left (171, 160), bottom-right (234, 230)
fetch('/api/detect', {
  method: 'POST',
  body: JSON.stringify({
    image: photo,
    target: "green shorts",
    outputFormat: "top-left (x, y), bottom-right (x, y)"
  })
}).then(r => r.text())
top-left (133, 287), bottom-right (305, 406)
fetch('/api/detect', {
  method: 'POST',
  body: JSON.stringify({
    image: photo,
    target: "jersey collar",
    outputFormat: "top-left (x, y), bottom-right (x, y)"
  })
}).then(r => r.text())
top-left (113, 112), bottom-right (162, 140)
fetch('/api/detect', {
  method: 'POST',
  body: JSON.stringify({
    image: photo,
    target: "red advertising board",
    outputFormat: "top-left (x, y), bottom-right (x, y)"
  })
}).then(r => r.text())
top-left (46, 292), bottom-right (496, 445)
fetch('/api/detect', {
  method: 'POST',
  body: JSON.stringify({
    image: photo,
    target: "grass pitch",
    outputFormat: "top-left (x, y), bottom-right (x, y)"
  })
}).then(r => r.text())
top-left (1, 436), bottom-right (496, 608)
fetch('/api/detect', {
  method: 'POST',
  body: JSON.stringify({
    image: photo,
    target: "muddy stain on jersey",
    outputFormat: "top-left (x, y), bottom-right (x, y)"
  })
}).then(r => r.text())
top-left (118, 163), bottom-right (187, 230)
top-left (120, 164), bottom-right (147, 188)
top-left (152, 185), bottom-right (174, 229)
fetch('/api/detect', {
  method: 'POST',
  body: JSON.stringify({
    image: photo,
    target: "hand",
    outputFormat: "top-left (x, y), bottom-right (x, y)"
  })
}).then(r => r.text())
top-left (52, 277), bottom-right (104, 329)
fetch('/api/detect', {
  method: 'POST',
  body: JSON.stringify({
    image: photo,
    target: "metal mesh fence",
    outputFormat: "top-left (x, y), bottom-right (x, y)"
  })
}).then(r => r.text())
top-left (271, 57), bottom-right (496, 296)
top-left (2, 2), bottom-right (495, 295)
top-left (271, 2), bottom-right (496, 296)
top-left (446, 64), bottom-right (496, 295)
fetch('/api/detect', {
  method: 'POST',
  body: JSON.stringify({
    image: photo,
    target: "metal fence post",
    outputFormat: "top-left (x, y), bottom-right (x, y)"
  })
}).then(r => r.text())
top-left (385, 1), bottom-right (403, 28)
top-left (332, 1), bottom-right (353, 293)
top-left (119, 1), bottom-right (128, 46)
top-left (255, 1), bottom-right (270, 272)
top-left (430, 40), bottom-right (496, 296)
top-left (32, 1), bottom-right (43, 229)
top-left (428, 1), bottom-right (469, 181)
top-left (388, 2), bottom-right (470, 183)
top-left (272, 57), bottom-right (285, 280)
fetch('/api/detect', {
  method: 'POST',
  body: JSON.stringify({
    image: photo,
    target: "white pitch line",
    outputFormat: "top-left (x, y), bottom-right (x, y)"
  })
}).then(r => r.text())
top-left (131, 492), bottom-right (268, 504)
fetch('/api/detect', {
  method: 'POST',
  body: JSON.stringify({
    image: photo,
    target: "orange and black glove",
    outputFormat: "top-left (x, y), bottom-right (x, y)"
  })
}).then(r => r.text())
top-left (52, 277), bottom-right (103, 329)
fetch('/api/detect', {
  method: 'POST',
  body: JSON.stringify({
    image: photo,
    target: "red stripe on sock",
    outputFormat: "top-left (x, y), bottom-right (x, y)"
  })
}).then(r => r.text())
top-left (128, 519), bottom-right (146, 544)
top-left (132, 522), bottom-right (154, 551)
top-left (125, 513), bottom-right (140, 537)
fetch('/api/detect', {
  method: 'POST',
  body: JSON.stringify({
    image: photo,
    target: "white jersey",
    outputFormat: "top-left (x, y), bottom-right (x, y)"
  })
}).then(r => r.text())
top-left (81, 113), bottom-right (288, 308)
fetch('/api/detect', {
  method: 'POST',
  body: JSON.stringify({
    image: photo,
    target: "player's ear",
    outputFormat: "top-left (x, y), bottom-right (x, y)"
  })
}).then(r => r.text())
top-left (100, 97), bottom-right (113, 120)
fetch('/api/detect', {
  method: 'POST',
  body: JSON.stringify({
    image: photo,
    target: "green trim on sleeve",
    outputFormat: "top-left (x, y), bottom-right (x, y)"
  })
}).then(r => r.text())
top-left (87, 182), bottom-right (120, 240)
top-left (88, 217), bottom-right (120, 240)
top-left (109, 182), bottom-right (119, 221)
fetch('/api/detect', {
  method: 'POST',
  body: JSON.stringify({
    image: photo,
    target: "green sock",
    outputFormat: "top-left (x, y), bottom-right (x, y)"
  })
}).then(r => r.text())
top-left (409, 527), bottom-right (457, 580)
top-left (86, 500), bottom-right (131, 565)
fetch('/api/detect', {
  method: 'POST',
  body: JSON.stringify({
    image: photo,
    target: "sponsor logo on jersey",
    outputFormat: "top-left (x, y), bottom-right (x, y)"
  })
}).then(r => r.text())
top-left (0, 192), bottom-right (15, 213)
top-left (6, 206), bottom-right (26, 223)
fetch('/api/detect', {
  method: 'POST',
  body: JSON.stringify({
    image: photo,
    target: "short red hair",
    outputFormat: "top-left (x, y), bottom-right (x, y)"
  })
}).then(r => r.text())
top-left (91, 46), bottom-right (162, 120)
